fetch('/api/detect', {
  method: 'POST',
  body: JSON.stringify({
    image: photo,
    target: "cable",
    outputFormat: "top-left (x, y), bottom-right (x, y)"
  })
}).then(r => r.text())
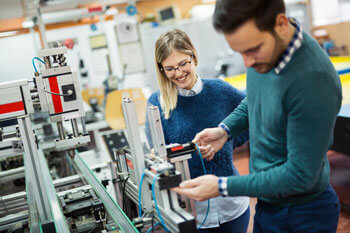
top-left (195, 144), bottom-right (207, 175)
top-left (138, 171), bottom-right (146, 217)
top-left (152, 174), bottom-right (170, 232)
top-left (139, 143), bottom-right (210, 231)
top-left (195, 143), bottom-right (210, 229)
top-left (32, 57), bottom-right (45, 73)
top-left (122, 176), bottom-right (130, 213)
top-left (151, 214), bottom-right (154, 233)
top-left (146, 222), bottom-right (160, 233)
top-left (42, 89), bottom-right (73, 96)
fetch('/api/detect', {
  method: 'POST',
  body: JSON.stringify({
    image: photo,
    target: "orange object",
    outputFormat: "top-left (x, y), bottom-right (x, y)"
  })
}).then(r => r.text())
top-left (105, 88), bottom-right (147, 130)
top-left (81, 87), bottom-right (105, 106)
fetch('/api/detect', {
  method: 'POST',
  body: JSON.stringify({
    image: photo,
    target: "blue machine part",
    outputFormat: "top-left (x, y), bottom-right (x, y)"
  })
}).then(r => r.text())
top-left (126, 4), bottom-right (137, 16)
top-left (90, 24), bottom-right (98, 31)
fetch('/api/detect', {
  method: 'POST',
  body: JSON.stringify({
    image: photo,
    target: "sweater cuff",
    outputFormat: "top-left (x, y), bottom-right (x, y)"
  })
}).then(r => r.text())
top-left (218, 177), bottom-right (228, 196)
top-left (218, 123), bottom-right (232, 140)
top-left (227, 175), bottom-right (250, 196)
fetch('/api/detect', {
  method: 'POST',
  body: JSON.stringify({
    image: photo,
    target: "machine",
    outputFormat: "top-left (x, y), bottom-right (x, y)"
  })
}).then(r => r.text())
top-left (0, 45), bottom-right (199, 233)
top-left (112, 99), bottom-right (197, 233)
top-left (0, 46), bottom-right (136, 233)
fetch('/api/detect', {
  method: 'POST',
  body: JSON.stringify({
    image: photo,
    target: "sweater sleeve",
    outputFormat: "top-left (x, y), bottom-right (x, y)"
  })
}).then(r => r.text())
top-left (226, 78), bottom-right (341, 198)
top-left (224, 86), bottom-right (249, 148)
top-left (222, 97), bottom-right (249, 138)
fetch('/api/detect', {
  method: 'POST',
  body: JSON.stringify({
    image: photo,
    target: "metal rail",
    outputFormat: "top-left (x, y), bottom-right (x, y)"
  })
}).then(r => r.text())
top-left (74, 153), bottom-right (139, 233)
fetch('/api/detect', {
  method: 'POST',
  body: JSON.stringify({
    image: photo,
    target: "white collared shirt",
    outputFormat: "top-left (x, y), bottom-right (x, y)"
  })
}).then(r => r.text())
top-left (274, 18), bottom-right (303, 74)
top-left (177, 76), bottom-right (203, 96)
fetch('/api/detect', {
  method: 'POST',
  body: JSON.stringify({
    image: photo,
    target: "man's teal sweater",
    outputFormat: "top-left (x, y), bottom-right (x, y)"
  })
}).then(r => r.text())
top-left (222, 32), bottom-right (342, 206)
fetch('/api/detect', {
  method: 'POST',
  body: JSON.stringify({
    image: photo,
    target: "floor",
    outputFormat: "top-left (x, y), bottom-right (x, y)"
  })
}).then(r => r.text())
top-left (233, 147), bottom-right (350, 233)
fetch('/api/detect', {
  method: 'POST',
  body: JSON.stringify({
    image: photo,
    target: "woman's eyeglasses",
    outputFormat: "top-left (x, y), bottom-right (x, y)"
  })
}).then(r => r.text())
top-left (161, 57), bottom-right (193, 77)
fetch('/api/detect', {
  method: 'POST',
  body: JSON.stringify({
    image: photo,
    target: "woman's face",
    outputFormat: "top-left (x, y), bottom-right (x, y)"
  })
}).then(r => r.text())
top-left (161, 50), bottom-right (197, 90)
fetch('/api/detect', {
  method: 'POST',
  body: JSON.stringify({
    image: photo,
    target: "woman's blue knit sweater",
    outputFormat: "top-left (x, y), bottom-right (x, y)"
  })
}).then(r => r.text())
top-left (146, 79), bottom-right (248, 178)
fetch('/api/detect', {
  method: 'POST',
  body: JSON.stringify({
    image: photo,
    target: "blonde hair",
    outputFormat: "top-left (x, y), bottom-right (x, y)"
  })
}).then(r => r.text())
top-left (154, 29), bottom-right (198, 119)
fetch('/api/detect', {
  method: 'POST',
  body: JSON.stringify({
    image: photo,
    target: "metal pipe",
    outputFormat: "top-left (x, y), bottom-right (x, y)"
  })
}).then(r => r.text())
top-left (80, 117), bottom-right (87, 135)
top-left (57, 122), bottom-right (65, 140)
top-left (1, 175), bottom-right (81, 204)
top-left (2, 133), bottom-right (19, 140)
top-left (108, 161), bottom-right (123, 205)
top-left (0, 206), bottom-right (27, 217)
top-left (35, 7), bottom-right (48, 49)
top-left (0, 210), bottom-right (28, 232)
top-left (0, 200), bottom-right (27, 212)
top-left (68, 149), bottom-right (75, 158)
top-left (70, 119), bottom-right (79, 137)
top-left (0, 167), bottom-right (25, 181)
top-left (44, 56), bottom-right (51, 69)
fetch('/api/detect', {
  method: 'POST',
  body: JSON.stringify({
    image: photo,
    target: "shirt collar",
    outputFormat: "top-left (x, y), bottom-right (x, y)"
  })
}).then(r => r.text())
top-left (274, 18), bottom-right (303, 74)
top-left (177, 76), bottom-right (203, 97)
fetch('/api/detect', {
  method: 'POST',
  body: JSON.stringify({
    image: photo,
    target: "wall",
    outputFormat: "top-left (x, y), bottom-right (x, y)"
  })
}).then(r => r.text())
top-left (0, 0), bottom-right (206, 33)
top-left (314, 22), bottom-right (350, 54)
top-left (0, 0), bottom-right (322, 93)
top-left (0, 19), bottom-right (147, 90)
top-left (0, 0), bottom-right (212, 92)
top-left (0, 0), bottom-right (209, 91)
top-left (0, 32), bottom-right (39, 82)
top-left (136, 0), bottom-right (204, 19)
top-left (311, 0), bottom-right (350, 26)
top-left (140, 16), bottom-right (246, 92)
top-left (310, 0), bottom-right (350, 53)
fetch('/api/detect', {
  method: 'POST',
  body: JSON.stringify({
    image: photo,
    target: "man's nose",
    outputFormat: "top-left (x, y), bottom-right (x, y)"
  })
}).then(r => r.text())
top-left (242, 54), bottom-right (255, 68)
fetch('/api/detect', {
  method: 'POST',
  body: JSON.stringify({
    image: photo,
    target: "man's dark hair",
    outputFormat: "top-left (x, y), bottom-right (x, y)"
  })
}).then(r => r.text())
top-left (213, 0), bottom-right (286, 33)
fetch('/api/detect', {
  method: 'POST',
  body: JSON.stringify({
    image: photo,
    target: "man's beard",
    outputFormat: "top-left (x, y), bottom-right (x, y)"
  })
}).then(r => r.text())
top-left (253, 34), bottom-right (285, 73)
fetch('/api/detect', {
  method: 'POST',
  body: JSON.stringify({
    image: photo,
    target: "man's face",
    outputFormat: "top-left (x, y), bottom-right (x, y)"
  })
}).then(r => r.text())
top-left (224, 20), bottom-right (285, 73)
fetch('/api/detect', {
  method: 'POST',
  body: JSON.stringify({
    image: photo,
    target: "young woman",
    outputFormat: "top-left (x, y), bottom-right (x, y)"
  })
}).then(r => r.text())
top-left (145, 29), bottom-right (249, 233)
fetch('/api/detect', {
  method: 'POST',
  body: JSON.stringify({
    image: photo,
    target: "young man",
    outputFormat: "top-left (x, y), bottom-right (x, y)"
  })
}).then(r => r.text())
top-left (173, 0), bottom-right (342, 232)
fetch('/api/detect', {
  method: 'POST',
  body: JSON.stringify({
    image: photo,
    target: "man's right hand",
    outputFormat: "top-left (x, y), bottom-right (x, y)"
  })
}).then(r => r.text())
top-left (193, 127), bottom-right (229, 159)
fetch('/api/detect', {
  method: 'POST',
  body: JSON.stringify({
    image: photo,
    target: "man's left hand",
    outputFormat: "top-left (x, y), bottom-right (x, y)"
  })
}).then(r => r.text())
top-left (172, 175), bottom-right (220, 201)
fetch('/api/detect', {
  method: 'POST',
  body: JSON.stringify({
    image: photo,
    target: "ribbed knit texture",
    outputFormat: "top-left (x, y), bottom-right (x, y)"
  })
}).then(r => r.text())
top-left (223, 32), bottom-right (342, 206)
top-left (146, 79), bottom-right (248, 178)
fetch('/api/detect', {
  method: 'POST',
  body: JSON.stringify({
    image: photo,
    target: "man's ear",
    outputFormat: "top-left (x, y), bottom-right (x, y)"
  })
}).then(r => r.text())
top-left (274, 13), bottom-right (289, 38)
